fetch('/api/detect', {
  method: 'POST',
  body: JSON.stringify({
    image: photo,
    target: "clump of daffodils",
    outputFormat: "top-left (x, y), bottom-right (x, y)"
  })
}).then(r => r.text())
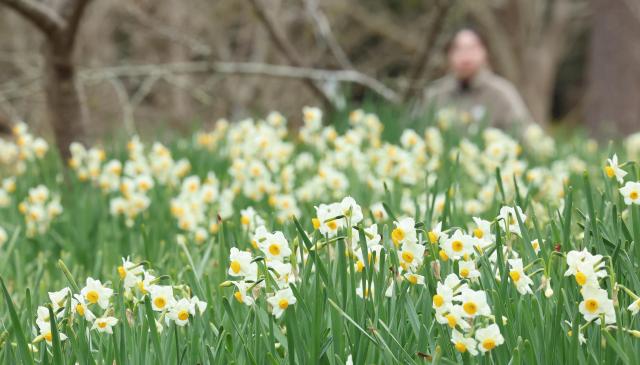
top-left (58, 107), bottom-right (582, 237)
top-left (224, 222), bottom-right (298, 318)
top-left (169, 173), bottom-right (228, 237)
top-left (428, 205), bottom-right (554, 356)
top-left (625, 132), bottom-right (640, 161)
top-left (32, 257), bottom-right (207, 347)
top-left (565, 249), bottom-right (615, 330)
top-left (117, 257), bottom-right (207, 328)
top-left (19, 185), bottom-right (62, 237)
top-left (0, 177), bottom-right (16, 208)
top-left (0, 122), bottom-right (48, 177)
top-left (68, 142), bottom-right (106, 182)
top-left (435, 279), bottom-right (507, 356)
top-left (387, 216), bottom-right (426, 293)
top-left (69, 136), bottom-right (192, 227)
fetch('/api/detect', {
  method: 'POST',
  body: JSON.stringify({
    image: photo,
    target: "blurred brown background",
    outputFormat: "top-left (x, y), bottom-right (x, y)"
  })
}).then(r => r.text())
top-left (0, 0), bottom-right (638, 155)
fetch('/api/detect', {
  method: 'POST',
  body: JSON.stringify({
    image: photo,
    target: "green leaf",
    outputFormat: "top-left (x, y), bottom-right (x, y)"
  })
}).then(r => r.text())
top-left (143, 295), bottom-right (162, 360)
top-left (0, 277), bottom-right (33, 365)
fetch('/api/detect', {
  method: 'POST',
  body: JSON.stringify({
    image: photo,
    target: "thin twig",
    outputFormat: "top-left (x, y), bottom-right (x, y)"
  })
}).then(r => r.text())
top-left (403, 0), bottom-right (455, 102)
top-left (246, 0), bottom-right (334, 107)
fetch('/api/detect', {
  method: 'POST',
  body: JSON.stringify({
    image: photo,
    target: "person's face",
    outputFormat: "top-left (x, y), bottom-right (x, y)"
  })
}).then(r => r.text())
top-left (448, 31), bottom-right (487, 80)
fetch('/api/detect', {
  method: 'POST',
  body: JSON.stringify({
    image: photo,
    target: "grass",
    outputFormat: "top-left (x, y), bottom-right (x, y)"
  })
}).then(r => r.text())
top-left (0, 106), bottom-right (639, 364)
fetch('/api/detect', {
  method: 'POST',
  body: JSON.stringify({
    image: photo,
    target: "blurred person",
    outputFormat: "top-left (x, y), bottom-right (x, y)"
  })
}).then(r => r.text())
top-left (423, 28), bottom-right (533, 130)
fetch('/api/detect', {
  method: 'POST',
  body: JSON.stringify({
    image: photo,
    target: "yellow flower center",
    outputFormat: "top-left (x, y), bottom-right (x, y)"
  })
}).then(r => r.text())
top-left (463, 301), bottom-right (477, 315)
top-left (241, 216), bottom-right (250, 225)
top-left (234, 291), bottom-right (244, 303)
top-left (178, 310), bottom-right (189, 321)
top-left (631, 191), bottom-right (639, 200)
top-left (439, 250), bottom-right (449, 261)
top-left (509, 270), bottom-right (521, 282)
top-left (460, 268), bottom-right (470, 278)
top-left (401, 251), bottom-right (414, 264)
top-left (575, 271), bottom-right (587, 286)
top-left (452, 240), bottom-right (464, 252)
top-left (98, 321), bottom-right (107, 329)
top-left (44, 332), bottom-right (53, 342)
top-left (455, 341), bottom-right (467, 353)
top-left (473, 228), bottom-right (484, 239)
top-left (312, 218), bottom-right (320, 230)
top-left (433, 294), bottom-right (444, 308)
top-left (269, 244), bottom-right (281, 256)
top-left (86, 290), bottom-right (99, 304)
top-left (154, 297), bottom-right (167, 309)
top-left (355, 260), bottom-right (364, 273)
top-left (585, 298), bottom-right (599, 313)
top-left (230, 260), bottom-right (241, 274)
top-left (278, 298), bottom-right (289, 310)
top-left (327, 220), bottom-right (338, 231)
top-left (482, 339), bottom-right (496, 351)
top-left (118, 266), bottom-right (126, 280)
top-left (428, 231), bottom-right (438, 243)
top-left (407, 274), bottom-right (418, 285)
top-left (605, 166), bottom-right (615, 178)
top-left (446, 314), bottom-right (457, 328)
top-left (391, 228), bottom-right (405, 245)
top-left (137, 281), bottom-right (147, 294)
top-left (76, 304), bottom-right (85, 316)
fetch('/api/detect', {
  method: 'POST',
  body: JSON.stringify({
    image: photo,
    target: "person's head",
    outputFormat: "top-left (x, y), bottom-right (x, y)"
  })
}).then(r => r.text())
top-left (447, 29), bottom-right (487, 81)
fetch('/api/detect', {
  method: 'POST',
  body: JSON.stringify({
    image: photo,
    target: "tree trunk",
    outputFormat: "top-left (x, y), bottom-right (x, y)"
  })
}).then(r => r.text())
top-left (43, 41), bottom-right (85, 160)
top-left (585, 0), bottom-right (640, 137)
top-left (518, 44), bottom-right (560, 125)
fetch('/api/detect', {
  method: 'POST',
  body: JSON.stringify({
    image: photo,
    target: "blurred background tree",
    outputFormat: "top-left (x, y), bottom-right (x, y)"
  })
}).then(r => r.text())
top-left (0, 0), bottom-right (638, 155)
top-left (585, 0), bottom-right (640, 137)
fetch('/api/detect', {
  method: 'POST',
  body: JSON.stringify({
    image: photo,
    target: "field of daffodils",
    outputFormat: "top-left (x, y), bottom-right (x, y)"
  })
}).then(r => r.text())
top-left (1, 107), bottom-right (640, 364)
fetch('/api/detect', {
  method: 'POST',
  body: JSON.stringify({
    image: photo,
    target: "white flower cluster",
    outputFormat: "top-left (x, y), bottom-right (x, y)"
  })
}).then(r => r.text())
top-left (433, 274), bottom-right (505, 355)
top-left (0, 176), bottom-right (16, 208)
top-left (0, 122), bottom-right (48, 177)
top-left (625, 132), bottom-right (640, 161)
top-left (68, 142), bottom-right (107, 182)
top-left (69, 137), bottom-right (192, 228)
top-left (103, 137), bottom-right (190, 226)
top-left (564, 249), bottom-right (614, 326)
top-left (60, 107), bottom-right (583, 239)
top-left (226, 223), bottom-right (300, 318)
top-left (118, 257), bottom-right (207, 328)
top-left (18, 185), bottom-right (62, 237)
top-left (170, 174), bottom-right (228, 241)
top-left (427, 205), bottom-right (544, 355)
top-left (32, 257), bottom-right (207, 348)
top-left (607, 153), bottom-right (640, 207)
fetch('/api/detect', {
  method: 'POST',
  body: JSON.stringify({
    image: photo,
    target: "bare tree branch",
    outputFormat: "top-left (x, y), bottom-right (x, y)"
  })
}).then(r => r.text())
top-left (403, 0), bottom-right (455, 102)
top-left (63, 0), bottom-right (94, 49)
top-left (324, 1), bottom-right (422, 53)
top-left (0, 0), bottom-right (65, 35)
top-left (107, 77), bottom-right (136, 134)
top-left (118, 0), bottom-right (212, 56)
top-left (80, 61), bottom-right (401, 103)
top-left (246, 0), bottom-right (334, 107)
top-left (303, 0), bottom-right (353, 70)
